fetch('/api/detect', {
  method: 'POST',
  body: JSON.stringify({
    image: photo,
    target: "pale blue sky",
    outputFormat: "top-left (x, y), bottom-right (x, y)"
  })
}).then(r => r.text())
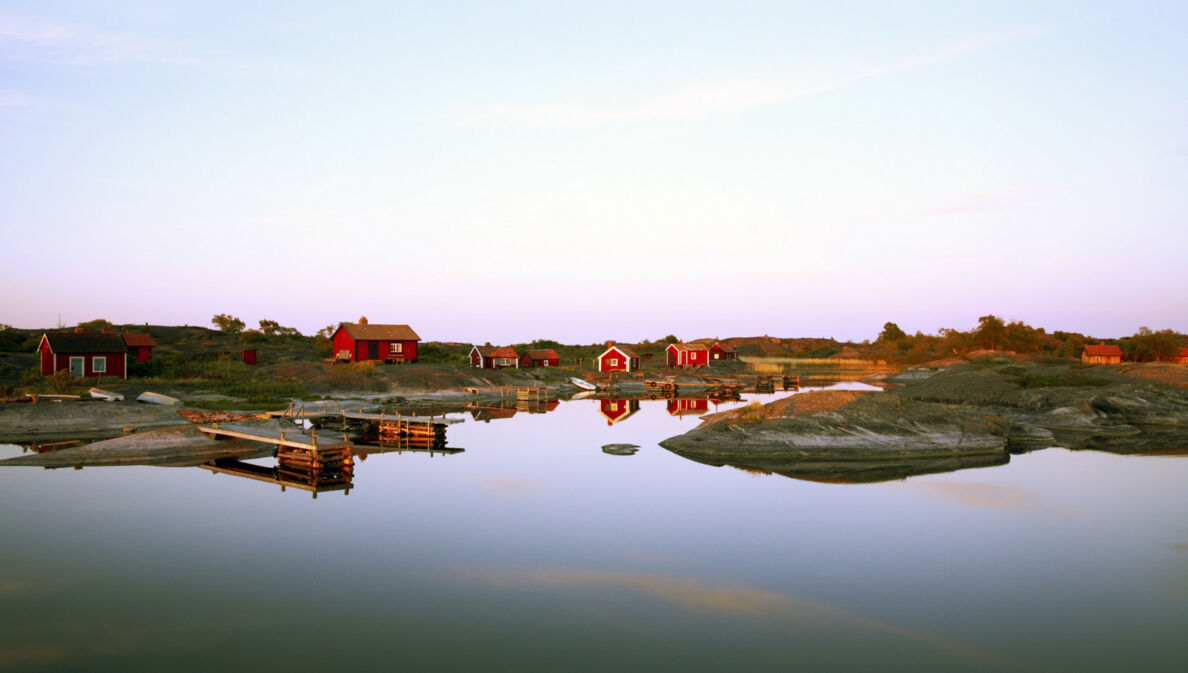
top-left (1, 1), bottom-right (1185, 343)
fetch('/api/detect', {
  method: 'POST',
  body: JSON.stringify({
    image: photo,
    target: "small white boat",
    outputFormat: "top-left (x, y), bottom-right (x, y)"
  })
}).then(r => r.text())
top-left (137, 391), bottom-right (182, 406)
top-left (89, 387), bottom-right (124, 402)
top-left (570, 377), bottom-right (597, 391)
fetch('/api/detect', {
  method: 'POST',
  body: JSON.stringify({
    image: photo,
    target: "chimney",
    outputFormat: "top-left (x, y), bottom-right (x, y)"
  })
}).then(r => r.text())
top-left (74, 328), bottom-right (84, 334)
top-left (606, 341), bottom-right (613, 348)
top-left (358, 316), bottom-right (368, 325)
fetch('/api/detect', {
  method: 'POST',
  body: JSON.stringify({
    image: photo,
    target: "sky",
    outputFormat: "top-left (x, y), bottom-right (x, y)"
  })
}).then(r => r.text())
top-left (1, 1), bottom-right (1185, 344)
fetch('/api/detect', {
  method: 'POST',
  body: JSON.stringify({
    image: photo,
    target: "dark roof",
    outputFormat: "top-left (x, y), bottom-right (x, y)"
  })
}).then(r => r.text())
top-left (41, 332), bottom-right (128, 354)
top-left (1083, 343), bottom-right (1123, 357)
top-left (523, 349), bottom-right (559, 360)
top-left (339, 323), bottom-right (420, 341)
top-left (602, 343), bottom-right (640, 359)
top-left (122, 333), bottom-right (155, 347)
top-left (711, 342), bottom-right (735, 353)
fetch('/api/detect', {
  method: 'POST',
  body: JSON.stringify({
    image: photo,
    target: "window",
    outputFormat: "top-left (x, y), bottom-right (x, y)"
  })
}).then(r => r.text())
top-left (542, 360), bottom-right (549, 367)
top-left (608, 358), bottom-right (619, 366)
top-left (93, 356), bottom-right (107, 373)
top-left (389, 342), bottom-right (402, 354)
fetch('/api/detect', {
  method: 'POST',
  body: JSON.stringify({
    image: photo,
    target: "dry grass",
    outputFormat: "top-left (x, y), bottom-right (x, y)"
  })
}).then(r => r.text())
top-left (1113, 363), bottom-right (1188, 389)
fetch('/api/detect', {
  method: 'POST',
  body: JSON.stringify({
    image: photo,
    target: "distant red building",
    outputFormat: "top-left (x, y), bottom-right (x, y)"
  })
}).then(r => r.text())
top-left (597, 343), bottom-right (640, 373)
top-left (331, 318), bottom-right (420, 363)
top-left (520, 349), bottom-right (560, 368)
top-left (37, 331), bottom-right (128, 379)
top-left (122, 333), bottom-right (155, 363)
top-left (1171, 346), bottom-right (1188, 365)
top-left (598, 399), bottom-right (640, 425)
top-left (667, 398), bottom-right (710, 417)
top-left (667, 342), bottom-right (709, 367)
top-left (1081, 343), bottom-right (1123, 365)
top-left (709, 342), bottom-right (736, 361)
top-left (241, 349), bottom-right (257, 366)
top-left (470, 345), bottom-right (520, 368)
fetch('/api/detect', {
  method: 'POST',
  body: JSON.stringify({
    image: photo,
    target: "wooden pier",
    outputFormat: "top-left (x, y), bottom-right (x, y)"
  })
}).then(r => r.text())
top-left (199, 424), bottom-right (354, 498)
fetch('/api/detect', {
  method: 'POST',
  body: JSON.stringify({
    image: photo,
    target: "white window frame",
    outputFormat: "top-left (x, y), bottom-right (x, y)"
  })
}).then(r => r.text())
top-left (389, 342), bottom-right (402, 354)
top-left (92, 356), bottom-right (107, 373)
top-left (608, 358), bottom-right (619, 366)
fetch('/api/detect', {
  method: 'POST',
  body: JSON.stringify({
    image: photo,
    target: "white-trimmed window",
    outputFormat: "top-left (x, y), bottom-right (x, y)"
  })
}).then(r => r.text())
top-left (542, 360), bottom-right (549, 367)
top-left (608, 358), bottom-right (619, 366)
top-left (93, 356), bottom-right (107, 373)
top-left (389, 342), bottom-right (402, 354)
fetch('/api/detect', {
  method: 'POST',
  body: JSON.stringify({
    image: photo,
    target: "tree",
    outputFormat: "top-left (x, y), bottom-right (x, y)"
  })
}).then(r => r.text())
top-left (663, 335), bottom-right (679, 344)
top-left (316, 325), bottom-right (337, 340)
top-left (211, 314), bottom-right (245, 334)
top-left (877, 322), bottom-right (907, 343)
top-left (975, 315), bottom-right (1006, 350)
top-left (78, 318), bottom-right (113, 331)
top-left (258, 319), bottom-right (280, 335)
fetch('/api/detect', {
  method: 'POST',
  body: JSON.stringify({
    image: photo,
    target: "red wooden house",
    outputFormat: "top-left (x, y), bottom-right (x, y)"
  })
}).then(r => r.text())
top-left (1081, 343), bottom-right (1123, 365)
top-left (598, 399), bottom-right (640, 425)
top-left (597, 343), bottom-right (640, 372)
top-left (709, 342), bottom-right (736, 361)
top-left (331, 318), bottom-right (420, 363)
top-left (520, 349), bottom-right (560, 368)
top-left (1171, 346), bottom-right (1188, 364)
top-left (37, 331), bottom-right (128, 379)
top-left (667, 398), bottom-right (710, 417)
top-left (122, 333), bottom-right (155, 363)
top-left (470, 345), bottom-right (520, 368)
top-left (667, 342), bottom-right (709, 367)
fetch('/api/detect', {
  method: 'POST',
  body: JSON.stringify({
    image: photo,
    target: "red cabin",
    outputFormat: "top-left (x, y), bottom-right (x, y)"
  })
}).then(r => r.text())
top-left (37, 332), bottom-right (128, 379)
top-left (122, 333), bottom-right (155, 363)
top-left (667, 342), bottom-right (709, 367)
top-left (520, 349), bottom-right (559, 368)
top-left (1081, 342), bottom-right (1123, 365)
top-left (470, 345), bottom-right (520, 368)
top-left (1170, 346), bottom-right (1188, 365)
top-left (597, 343), bottom-right (640, 373)
top-left (331, 318), bottom-right (420, 363)
top-left (667, 398), bottom-right (710, 417)
top-left (598, 399), bottom-right (640, 425)
top-left (709, 342), bottom-right (736, 361)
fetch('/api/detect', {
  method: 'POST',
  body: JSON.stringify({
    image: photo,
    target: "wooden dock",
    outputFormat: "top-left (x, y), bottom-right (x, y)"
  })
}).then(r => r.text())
top-left (198, 424), bottom-right (354, 498)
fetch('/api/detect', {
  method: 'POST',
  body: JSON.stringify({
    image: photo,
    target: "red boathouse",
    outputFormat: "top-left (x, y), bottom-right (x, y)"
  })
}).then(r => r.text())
top-left (597, 343), bottom-right (640, 373)
top-left (331, 318), bottom-right (420, 363)
top-left (667, 342), bottom-right (709, 367)
top-left (520, 349), bottom-right (559, 368)
top-left (122, 333), bottom-right (155, 363)
top-left (37, 332), bottom-right (128, 379)
top-left (470, 345), bottom-right (520, 369)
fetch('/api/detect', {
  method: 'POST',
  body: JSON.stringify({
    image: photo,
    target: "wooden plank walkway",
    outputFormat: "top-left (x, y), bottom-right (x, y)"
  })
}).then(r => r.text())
top-left (198, 424), bottom-right (353, 451)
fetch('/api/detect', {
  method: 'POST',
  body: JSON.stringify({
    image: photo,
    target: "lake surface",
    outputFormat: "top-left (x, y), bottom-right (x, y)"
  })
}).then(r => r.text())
top-left (1, 384), bottom-right (1185, 672)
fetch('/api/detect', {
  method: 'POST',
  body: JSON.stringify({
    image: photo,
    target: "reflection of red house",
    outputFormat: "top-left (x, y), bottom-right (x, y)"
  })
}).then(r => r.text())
top-left (598, 399), bottom-right (640, 425)
top-left (470, 345), bottom-right (520, 368)
top-left (37, 332), bottom-right (128, 379)
top-left (709, 342), bottom-right (736, 361)
top-left (471, 407), bottom-right (518, 422)
top-left (1171, 346), bottom-right (1188, 364)
top-left (520, 349), bottom-right (560, 368)
top-left (667, 343), bottom-right (709, 367)
top-left (1081, 343), bottom-right (1123, 365)
top-left (331, 318), bottom-right (420, 363)
top-left (597, 343), bottom-right (640, 372)
top-left (667, 398), bottom-right (710, 416)
top-left (122, 333), bottom-right (155, 363)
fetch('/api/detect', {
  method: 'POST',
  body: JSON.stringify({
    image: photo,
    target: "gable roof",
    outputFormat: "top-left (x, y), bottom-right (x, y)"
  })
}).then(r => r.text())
top-left (710, 342), bottom-right (735, 353)
top-left (40, 332), bottom-right (128, 354)
top-left (668, 342), bottom-right (708, 352)
top-left (472, 345), bottom-right (518, 358)
top-left (338, 323), bottom-right (420, 342)
top-left (1082, 343), bottom-right (1123, 357)
top-left (523, 349), bottom-right (559, 360)
top-left (122, 333), bottom-right (155, 348)
top-left (600, 343), bottom-right (639, 359)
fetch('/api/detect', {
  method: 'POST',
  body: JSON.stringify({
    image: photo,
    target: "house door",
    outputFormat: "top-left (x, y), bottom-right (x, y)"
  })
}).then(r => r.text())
top-left (368, 342), bottom-right (379, 360)
top-left (69, 357), bottom-right (85, 377)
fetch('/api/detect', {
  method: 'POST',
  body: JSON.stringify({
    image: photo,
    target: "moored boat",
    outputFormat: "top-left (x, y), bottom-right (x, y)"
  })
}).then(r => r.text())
top-left (89, 387), bottom-right (124, 402)
top-left (137, 391), bottom-right (182, 406)
top-left (570, 377), bottom-right (597, 391)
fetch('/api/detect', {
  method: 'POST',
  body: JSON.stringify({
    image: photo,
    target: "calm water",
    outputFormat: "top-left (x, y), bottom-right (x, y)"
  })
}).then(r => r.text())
top-left (1, 384), bottom-right (1185, 672)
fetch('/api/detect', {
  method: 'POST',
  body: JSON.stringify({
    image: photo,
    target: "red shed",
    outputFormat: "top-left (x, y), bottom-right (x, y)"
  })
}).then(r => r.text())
top-left (598, 399), bottom-right (640, 426)
top-left (122, 333), bottom-right (155, 363)
top-left (37, 332), bottom-right (128, 379)
top-left (470, 345), bottom-right (520, 368)
top-left (709, 342), bottom-right (736, 361)
top-left (1081, 342), bottom-right (1123, 365)
top-left (667, 342), bottom-right (709, 367)
top-left (241, 349), bottom-right (257, 366)
top-left (520, 349), bottom-right (559, 368)
top-left (1172, 346), bottom-right (1188, 365)
top-left (331, 318), bottom-right (420, 363)
top-left (597, 343), bottom-right (640, 373)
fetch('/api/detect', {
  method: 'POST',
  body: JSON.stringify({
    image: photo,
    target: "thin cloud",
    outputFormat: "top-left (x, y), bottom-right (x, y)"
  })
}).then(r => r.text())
top-left (0, 91), bottom-right (34, 107)
top-left (468, 29), bottom-right (1031, 126)
top-left (0, 12), bottom-right (243, 67)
